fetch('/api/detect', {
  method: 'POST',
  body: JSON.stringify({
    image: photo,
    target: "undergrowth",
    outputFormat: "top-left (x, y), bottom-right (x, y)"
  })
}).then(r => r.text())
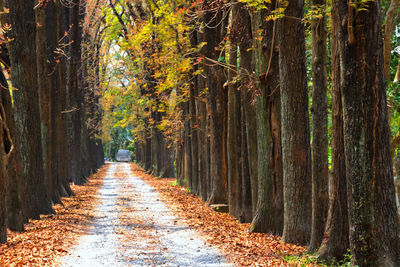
top-left (282, 250), bottom-right (355, 267)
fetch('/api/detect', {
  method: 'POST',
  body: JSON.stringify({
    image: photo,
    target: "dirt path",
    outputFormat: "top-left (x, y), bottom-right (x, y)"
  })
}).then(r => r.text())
top-left (59, 163), bottom-right (230, 266)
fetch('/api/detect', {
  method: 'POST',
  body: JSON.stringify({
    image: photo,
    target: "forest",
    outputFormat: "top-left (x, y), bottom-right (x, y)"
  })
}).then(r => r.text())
top-left (0, 0), bottom-right (399, 266)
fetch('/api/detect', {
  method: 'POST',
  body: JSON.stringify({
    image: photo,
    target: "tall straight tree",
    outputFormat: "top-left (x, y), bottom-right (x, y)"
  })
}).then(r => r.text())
top-left (202, 0), bottom-right (228, 205)
top-left (0, 0), bottom-right (24, 233)
top-left (196, 33), bottom-right (210, 201)
top-left (36, 1), bottom-right (56, 207)
top-left (1, 67), bottom-right (24, 232)
top-left (0, 97), bottom-right (12, 243)
top-left (56, 1), bottom-right (74, 197)
top-left (5, 0), bottom-right (53, 219)
top-left (309, 0), bottom-right (329, 251)
top-left (227, 1), bottom-right (240, 218)
top-left (316, 2), bottom-right (349, 261)
top-left (67, 0), bottom-right (86, 185)
top-left (238, 2), bottom-right (257, 223)
top-left (250, 1), bottom-right (284, 235)
top-left (278, 0), bottom-right (312, 245)
top-left (334, 0), bottom-right (400, 265)
top-left (189, 28), bottom-right (200, 195)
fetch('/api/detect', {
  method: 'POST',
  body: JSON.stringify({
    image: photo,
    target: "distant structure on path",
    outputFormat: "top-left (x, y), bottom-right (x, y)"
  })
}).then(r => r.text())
top-left (116, 149), bottom-right (132, 162)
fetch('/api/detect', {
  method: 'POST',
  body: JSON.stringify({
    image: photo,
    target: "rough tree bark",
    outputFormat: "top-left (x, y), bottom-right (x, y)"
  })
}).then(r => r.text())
top-left (197, 83), bottom-right (209, 201)
top-left (316, 4), bottom-right (349, 261)
top-left (36, 2), bottom-right (57, 210)
top-left (309, 0), bottom-right (329, 251)
top-left (335, 0), bottom-right (400, 265)
top-left (0, 100), bottom-right (12, 243)
top-left (0, 1), bottom-right (24, 232)
top-left (202, 2), bottom-right (228, 205)
top-left (5, 0), bottom-right (53, 219)
top-left (189, 24), bottom-right (199, 193)
top-left (56, 1), bottom-right (74, 197)
top-left (278, 0), bottom-right (312, 245)
top-left (67, 0), bottom-right (86, 185)
top-left (250, 2), bottom-right (283, 235)
top-left (227, 12), bottom-right (239, 217)
top-left (46, 0), bottom-right (66, 204)
top-left (0, 68), bottom-right (24, 232)
top-left (237, 3), bottom-right (255, 223)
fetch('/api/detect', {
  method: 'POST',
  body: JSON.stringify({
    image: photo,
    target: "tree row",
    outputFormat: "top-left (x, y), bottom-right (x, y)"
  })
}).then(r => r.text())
top-left (103, 0), bottom-right (400, 265)
top-left (0, 0), bottom-right (104, 243)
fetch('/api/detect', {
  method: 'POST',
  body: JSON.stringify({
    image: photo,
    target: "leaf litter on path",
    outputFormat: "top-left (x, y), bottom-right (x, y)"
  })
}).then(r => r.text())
top-left (0, 164), bottom-right (109, 267)
top-left (1, 162), bottom-right (318, 266)
top-left (131, 163), bottom-right (313, 266)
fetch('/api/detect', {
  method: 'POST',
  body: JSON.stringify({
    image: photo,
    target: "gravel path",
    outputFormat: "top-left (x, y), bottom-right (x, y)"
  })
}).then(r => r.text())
top-left (59, 163), bottom-right (230, 267)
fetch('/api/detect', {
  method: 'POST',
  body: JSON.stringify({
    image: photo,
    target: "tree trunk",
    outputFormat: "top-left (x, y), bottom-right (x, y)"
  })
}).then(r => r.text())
top-left (5, 0), bottom-right (53, 219)
top-left (67, 0), bottom-right (85, 185)
top-left (335, 0), bottom-right (400, 265)
top-left (203, 6), bottom-right (228, 205)
top-left (183, 101), bottom-right (191, 185)
top-left (56, 1), bottom-right (74, 197)
top-left (36, 2), bottom-right (56, 210)
top-left (1, 71), bottom-right (24, 231)
top-left (0, 101), bottom-right (9, 243)
top-left (46, 0), bottom-right (65, 204)
top-left (250, 4), bottom-right (283, 235)
top-left (190, 77), bottom-right (199, 193)
top-left (309, 0), bottom-right (329, 251)
top-left (278, 0), bottom-right (312, 245)
top-left (0, 2), bottom-right (24, 231)
top-left (144, 135), bottom-right (152, 171)
top-left (236, 3), bottom-right (256, 223)
top-left (197, 95), bottom-right (208, 201)
top-left (227, 5), bottom-right (239, 217)
top-left (0, 86), bottom-right (12, 242)
top-left (316, 4), bottom-right (349, 261)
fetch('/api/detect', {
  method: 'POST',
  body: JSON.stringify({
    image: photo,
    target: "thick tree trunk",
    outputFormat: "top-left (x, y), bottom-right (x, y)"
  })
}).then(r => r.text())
top-left (183, 101), bottom-right (191, 185)
top-left (250, 4), bottom-right (283, 235)
top-left (202, 6), bottom-right (228, 205)
top-left (236, 3), bottom-right (255, 222)
top-left (158, 135), bottom-right (174, 178)
top-left (0, 4), bottom-right (24, 232)
top-left (0, 73), bottom-right (14, 242)
top-left (309, 0), bottom-right (329, 251)
top-left (227, 8), bottom-right (239, 217)
top-left (189, 80), bottom-right (199, 193)
top-left (46, 0), bottom-right (65, 204)
top-left (36, 3), bottom-right (57, 210)
top-left (0, 102), bottom-right (8, 243)
top-left (151, 119), bottom-right (160, 176)
top-left (1, 73), bottom-right (24, 231)
top-left (67, 0), bottom-right (86, 185)
top-left (197, 95), bottom-right (208, 201)
top-left (176, 133), bottom-right (184, 185)
top-left (335, 0), bottom-right (400, 265)
top-left (144, 135), bottom-right (152, 171)
top-left (195, 28), bottom-right (209, 201)
top-left (317, 5), bottom-right (349, 261)
top-left (56, 2), bottom-right (74, 197)
top-left (78, 11), bottom-right (90, 181)
top-left (278, 0), bottom-right (312, 245)
top-left (5, 0), bottom-right (53, 219)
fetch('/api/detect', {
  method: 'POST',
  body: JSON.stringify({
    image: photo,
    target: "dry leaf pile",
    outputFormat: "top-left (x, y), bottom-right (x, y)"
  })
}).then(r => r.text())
top-left (0, 164), bottom-right (109, 266)
top-left (131, 163), bottom-right (309, 266)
